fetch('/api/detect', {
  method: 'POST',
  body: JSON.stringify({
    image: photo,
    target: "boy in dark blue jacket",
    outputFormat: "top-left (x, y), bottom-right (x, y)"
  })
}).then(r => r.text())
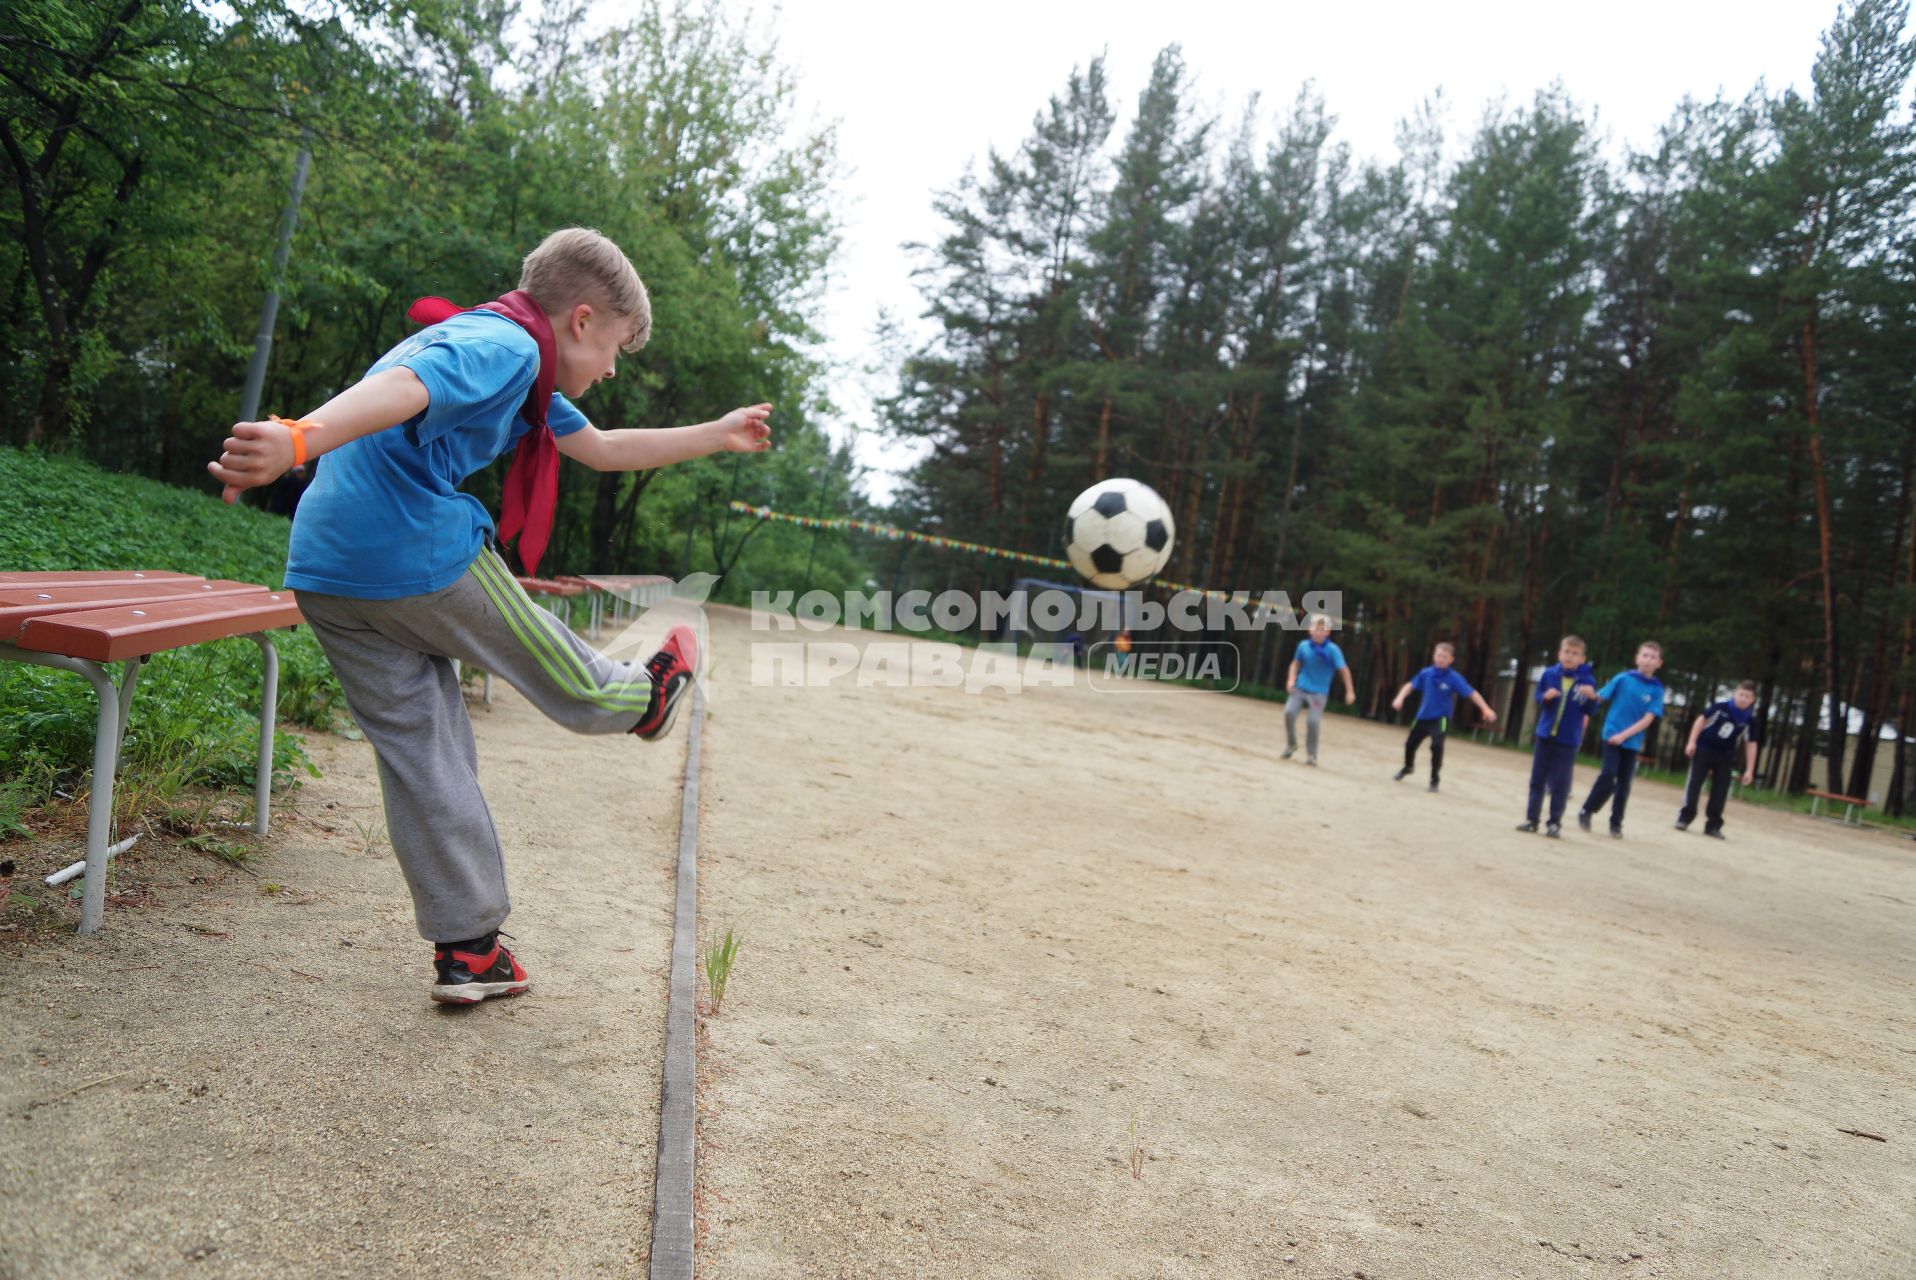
top-left (1576, 641), bottom-right (1667, 838)
top-left (1677, 681), bottom-right (1762, 838)
top-left (1517, 635), bottom-right (1598, 838)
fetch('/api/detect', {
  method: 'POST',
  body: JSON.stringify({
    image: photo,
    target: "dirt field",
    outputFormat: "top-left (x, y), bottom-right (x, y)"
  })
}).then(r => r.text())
top-left (2, 604), bottom-right (1913, 1279)
top-left (693, 609), bottom-right (1916, 1279)
top-left (0, 651), bottom-right (688, 1277)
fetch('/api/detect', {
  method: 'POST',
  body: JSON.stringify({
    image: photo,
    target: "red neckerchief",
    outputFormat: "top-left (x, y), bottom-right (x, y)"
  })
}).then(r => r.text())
top-left (407, 290), bottom-right (560, 576)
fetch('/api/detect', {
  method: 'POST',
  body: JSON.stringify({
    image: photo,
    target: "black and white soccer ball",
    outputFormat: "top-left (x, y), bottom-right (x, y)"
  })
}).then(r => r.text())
top-left (1064, 479), bottom-right (1175, 589)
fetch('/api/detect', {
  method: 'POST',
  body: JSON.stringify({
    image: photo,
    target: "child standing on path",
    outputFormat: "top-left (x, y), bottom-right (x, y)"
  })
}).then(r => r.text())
top-left (1390, 642), bottom-right (1499, 791)
top-left (1576, 641), bottom-right (1667, 838)
top-left (209, 227), bottom-right (773, 1005)
top-left (1285, 614), bottom-right (1357, 766)
top-left (1677, 681), bottom-right (1762, 839)
top-left (1517, 636), bottom-right (1598, 838)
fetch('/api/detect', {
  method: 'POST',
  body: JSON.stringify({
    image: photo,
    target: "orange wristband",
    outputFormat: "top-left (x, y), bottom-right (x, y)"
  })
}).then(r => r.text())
top-left (269, 415), bottom-right (321, 467)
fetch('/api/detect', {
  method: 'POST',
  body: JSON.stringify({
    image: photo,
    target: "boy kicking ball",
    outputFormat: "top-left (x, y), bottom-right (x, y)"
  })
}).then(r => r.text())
top-left (1390, 642), bottom-right (1497, 791)
top-left (209, 227), bottom-right (773, 1005)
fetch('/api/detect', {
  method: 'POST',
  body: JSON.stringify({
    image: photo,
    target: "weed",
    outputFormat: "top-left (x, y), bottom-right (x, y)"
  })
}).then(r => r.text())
top-left (1129, 1112), bottom-right (1145, 1180)
top-left (349, 815), bottom-right (389, 857)
top-left (182, 833), bottom-right (254, 866)
top-left (704, 928), bottom-right (741, 1015)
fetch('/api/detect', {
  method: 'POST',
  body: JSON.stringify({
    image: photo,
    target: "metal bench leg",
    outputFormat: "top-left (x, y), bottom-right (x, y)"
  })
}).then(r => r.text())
top-left (248, 633), bottom-right (280, 836)
top-left (0, 649), bottom-right (120, 934)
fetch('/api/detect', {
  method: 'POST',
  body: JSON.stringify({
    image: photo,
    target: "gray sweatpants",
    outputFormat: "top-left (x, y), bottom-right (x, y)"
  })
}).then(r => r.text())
top-left (296, 548), bottom-right (653, 942)
top-left (1285, 690), bottom-right (1328, 757)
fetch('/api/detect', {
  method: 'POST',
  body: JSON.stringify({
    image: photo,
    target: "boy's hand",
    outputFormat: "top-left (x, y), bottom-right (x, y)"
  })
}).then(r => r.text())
top-left (1541, 687), bottom-right (1560, 702)
top-left (1576, 683), bottom-right (1598, 701)
top-left (208, 419), bottom-right (297, 504)
top-left (1344, 689), bottom-right (1357, 705)
top-left (1685, 743), bottom-right (1697, 759)
top-left (715, 404), bottom-right (773, 453)
top-left (1607, 731), bottom-right (1627, 745)
top-left (1391, 696), bottom-right (1405, 710)
top-left (1741, 770), bottom-right (1754, 785)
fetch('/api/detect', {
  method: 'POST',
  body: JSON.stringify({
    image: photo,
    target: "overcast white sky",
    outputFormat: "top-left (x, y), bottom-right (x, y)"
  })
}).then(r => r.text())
top-left (743, 0), bottom-right (1842, 501)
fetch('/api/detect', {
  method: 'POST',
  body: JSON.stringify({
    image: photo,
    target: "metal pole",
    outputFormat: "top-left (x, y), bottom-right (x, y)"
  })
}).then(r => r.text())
top-left (238, 140), bottom-right (312, 424)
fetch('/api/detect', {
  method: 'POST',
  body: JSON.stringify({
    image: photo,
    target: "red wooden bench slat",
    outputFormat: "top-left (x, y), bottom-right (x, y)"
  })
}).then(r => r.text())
top-left (0, 580), bottom-right (268, 642)
top-left (1804, 789), bottom-right (1868, 806)
top-left (16, 592), bottom-right (302, 662)
top-left (515, 576), bottom-right (585, 596)
top-left (0, 570), bottom-right (205, 589)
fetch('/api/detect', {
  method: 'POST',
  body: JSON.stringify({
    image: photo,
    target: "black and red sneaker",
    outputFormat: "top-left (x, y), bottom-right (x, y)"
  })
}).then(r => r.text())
top-left (430, 933), bottom-right (530, 1005)
top-left (630, 623), bottom-right (699, 741)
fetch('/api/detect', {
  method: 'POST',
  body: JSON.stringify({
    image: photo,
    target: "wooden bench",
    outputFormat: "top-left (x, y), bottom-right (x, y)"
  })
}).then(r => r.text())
top-left (0, 572), bottom-right (302, 934)
top-left (1805, 789), bottom-right (1869, 825)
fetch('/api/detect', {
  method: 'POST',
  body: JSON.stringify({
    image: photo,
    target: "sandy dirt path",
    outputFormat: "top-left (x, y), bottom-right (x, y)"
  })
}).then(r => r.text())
top-left (693, 610), bottom-right (1916, 1279)
top-left (0, 652), bottom-right (687, 1277)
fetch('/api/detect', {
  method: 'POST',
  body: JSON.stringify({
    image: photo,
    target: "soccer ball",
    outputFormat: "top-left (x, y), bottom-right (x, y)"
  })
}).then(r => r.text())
top-left (1064, 479), bottom-right (1175, 589)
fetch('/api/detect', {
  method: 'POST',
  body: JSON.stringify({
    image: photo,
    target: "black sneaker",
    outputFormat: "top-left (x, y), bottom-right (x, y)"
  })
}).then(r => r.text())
top-left (431, 934), bottom-right (530, 1005)
top-left (1545, 823), bottom-right (1562, 838)
top-left (631, 624), bottom-right (699, 741)
top-left (1610, 825), bottom-right (1624, 839)
top-left (1394, 767), bottom-right (1411, 782)
top-left (1674, 820), bottom-right (1690, 832)
top-left (1516, 821), bottom-right (1539, 833)
top-left (1428, 780), bottom-right (1440, 793)
top-left (1577, 811), bottom-right (1592, 832)
top-left (1705, 829), bottom-right (1726, 840)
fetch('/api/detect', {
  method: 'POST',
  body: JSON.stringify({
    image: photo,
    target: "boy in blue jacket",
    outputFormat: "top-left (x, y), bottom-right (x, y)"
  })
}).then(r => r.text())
top-left (209, 227), bottom-right (773, 1005)
top-left (1576, 641), bottom-right (1666, 838)
top-left (1517, 635), bottom-right (1598, 838)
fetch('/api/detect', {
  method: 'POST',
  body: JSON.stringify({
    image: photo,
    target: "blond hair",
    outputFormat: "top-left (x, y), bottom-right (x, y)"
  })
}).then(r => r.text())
top-left (519, 227), bottom-right (651, 351)
top-left (1560, 634), bottom-right (1587, 652)
top-left (1308, 613), bottom-right (1334, 629)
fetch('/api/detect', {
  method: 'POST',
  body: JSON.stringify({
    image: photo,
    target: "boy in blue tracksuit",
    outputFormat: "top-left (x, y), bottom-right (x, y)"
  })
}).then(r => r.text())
top-left (1390, 641), bottom-right (1499, 790)
top-left (1576, 641), bottom-right (1667, 838)
top-left (1517, 635), bottom-right (1598, 837)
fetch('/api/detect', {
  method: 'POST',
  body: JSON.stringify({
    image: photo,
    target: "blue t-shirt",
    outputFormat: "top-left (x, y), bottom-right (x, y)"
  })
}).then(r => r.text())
top-left (1533, 661), bottom-right (1598, 745)
top-left (285, 311), bottom-right (590, 599)
top-left (1292, 639), bottom-right (1348, 695)
top-left (1597, 669), bottom-right (1666, 752)
top-left (1696, 699), bottom-right (1760, 755)
top-left (1409, 665), bottom-right (1476, 722)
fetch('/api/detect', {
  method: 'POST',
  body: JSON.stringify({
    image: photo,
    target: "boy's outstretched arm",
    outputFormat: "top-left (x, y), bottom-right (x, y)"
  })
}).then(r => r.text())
top-left (1469, 691), bottom-right (1499, 724)
top-left (1608, 712), bottom-right (1657, 745)
top-left (558, 404), bottom-right (772, 472)
top-left (207, 367), bottom-right (429, 503)
top-left (1390, 680), bottom-right (1415, 711)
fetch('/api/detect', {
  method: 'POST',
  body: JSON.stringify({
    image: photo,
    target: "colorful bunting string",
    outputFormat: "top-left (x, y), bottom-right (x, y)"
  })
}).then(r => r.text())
top-left (728, 502), bottom-right (1248, 602)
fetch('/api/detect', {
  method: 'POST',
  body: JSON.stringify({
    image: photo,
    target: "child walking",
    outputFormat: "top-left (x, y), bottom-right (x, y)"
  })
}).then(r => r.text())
top-left (1677, 681), bottom-right (1762, 839)
top-left (1390, 642), bottom-right (1498, 791)
top-left (1517, 636), bottom-right (1598, 838)
top-left (1284, 614), bottom-right (1356, 766)
top-left (209, 227), bottom-right (773, 1004)
top-left (1576, 641), bottom-right (1667, 838)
